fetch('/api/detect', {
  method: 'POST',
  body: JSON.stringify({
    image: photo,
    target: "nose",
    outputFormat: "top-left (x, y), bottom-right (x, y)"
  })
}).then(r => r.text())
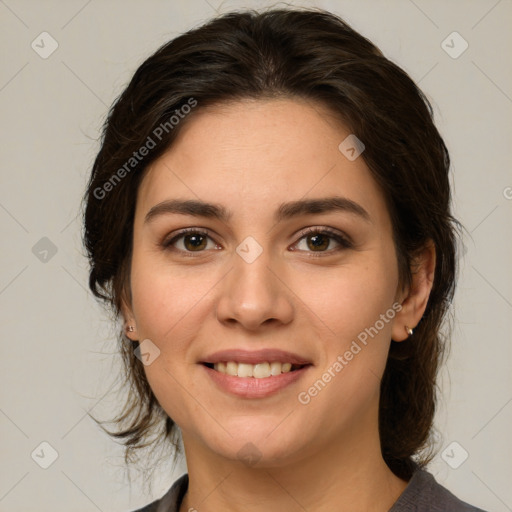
top-left (215, 248), bottom-right (294, 331)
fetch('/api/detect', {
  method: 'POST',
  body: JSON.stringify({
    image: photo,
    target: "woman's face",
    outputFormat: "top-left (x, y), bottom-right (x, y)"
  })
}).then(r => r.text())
top-left (125, 98), bottom-right (409, 466)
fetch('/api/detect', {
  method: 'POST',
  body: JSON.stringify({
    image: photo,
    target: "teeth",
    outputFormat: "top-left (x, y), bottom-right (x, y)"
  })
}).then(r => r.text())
top-left (253, 362), bottom-right (270, 378)
top-left (213, 361), bottom-right (298, 378)
top-left (237, 363), bottom-right (253, 378)
top-left (226, 361), bottom-right (237, 375)
top-left (270, 361), bottom-right (282, 376)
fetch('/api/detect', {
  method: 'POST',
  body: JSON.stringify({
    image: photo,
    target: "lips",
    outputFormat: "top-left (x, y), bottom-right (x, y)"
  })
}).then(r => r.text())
top-left (202, 363), bottom-right (311, 398)
top-left (201, 348), bottom-right (311, 366)
top-left (200, 349), bottom-right (312, 398)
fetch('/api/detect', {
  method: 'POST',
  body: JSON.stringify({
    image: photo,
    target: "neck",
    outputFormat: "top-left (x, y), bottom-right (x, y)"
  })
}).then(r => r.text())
top-left (179, 423), bottom-right (409, 512)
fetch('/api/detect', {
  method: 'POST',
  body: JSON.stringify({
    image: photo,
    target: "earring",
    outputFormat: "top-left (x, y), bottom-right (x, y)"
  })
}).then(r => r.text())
top-left (126, 325), bottom-right (135, 333)
top-left (405, 326), bottom-right (414, 336)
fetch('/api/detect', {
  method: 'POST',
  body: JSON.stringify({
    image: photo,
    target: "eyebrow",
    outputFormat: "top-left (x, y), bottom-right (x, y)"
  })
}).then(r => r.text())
top-left (276, 196), bottom-right (370, 223)
top-left (144, 196), bottom-right (371, 224)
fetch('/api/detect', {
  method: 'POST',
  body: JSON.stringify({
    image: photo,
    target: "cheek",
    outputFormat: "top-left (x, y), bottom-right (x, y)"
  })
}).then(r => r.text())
top-left (130, 251), bottom-right (217, 344)
top-left (291, 253), bottom-right (399, 408)
top-left (128, 260), bottom-right (218, 426)
top-left (295, 257), bottom-right (399, 347)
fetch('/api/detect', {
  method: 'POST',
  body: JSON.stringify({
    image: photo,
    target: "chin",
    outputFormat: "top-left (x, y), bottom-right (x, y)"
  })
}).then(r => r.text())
top-left (197, 416), bottom-right (311, 468)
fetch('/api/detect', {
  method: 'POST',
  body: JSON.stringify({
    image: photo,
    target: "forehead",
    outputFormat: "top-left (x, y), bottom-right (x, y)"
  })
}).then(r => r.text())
top-left (136, 98), bottom-right (388, 225)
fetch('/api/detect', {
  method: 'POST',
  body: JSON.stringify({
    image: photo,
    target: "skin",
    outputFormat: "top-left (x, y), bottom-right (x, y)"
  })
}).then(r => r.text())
top-left (123, 98), bottom-right (435, 512)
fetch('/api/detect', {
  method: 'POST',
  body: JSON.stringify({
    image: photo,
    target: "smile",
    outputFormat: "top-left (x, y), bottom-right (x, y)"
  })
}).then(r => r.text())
top-left (206, 361), bottom-right (305, 378)
top-left (202, 362), bottom-right (311, 399)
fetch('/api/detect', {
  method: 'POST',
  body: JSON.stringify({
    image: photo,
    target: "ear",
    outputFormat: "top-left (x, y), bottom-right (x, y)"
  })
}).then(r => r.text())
top-left (392, 240), bottom-right (436, 342)
top-left (120, 293), bottom-right (138, 341)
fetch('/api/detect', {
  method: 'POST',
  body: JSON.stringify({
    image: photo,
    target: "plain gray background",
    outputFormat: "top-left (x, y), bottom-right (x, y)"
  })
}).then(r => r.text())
top-left (1, 0), bottom-right (511, 510)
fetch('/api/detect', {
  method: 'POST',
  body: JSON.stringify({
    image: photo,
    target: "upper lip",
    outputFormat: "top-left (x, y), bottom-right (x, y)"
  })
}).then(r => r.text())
top-left (201, 349), bottom-right (312, 365)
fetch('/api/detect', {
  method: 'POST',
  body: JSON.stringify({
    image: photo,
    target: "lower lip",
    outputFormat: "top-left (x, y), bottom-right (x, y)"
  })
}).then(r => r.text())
top-left (202, 364), bottom-right (311, 398)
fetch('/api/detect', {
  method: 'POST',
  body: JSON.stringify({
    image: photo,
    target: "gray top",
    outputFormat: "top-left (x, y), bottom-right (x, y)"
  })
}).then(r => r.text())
top-left (131, 469), bottom-right (487, 511)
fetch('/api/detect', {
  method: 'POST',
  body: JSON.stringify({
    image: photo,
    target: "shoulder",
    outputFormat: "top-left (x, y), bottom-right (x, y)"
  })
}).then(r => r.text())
top-left (390, 469), bottom-right (488, 512)
top-left (127, 470), bottom-right (488, 512)
top-left (128, 473), bottom-right (189, 512)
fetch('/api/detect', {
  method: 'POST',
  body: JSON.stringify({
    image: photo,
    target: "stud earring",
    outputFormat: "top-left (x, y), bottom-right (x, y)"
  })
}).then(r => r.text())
top-left (405, 326), bottom-right (414, 336)
top-left (126, 325), bottom-right (135, 333)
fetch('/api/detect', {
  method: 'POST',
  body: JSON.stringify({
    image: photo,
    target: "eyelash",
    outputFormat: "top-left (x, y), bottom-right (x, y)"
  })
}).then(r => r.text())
top-left (161, 226), bottom-right (353, 257)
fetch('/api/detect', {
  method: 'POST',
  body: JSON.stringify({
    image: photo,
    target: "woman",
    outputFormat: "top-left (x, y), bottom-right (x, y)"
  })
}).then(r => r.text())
top-left (82, 8), bottom-right (487, 512)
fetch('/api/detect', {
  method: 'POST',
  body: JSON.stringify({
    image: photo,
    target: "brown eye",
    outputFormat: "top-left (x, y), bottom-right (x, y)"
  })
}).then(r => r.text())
top-left (163, 229), bottom-right (219, 253)
top-left (306, 233), bottom-right (330, 251)
top-left (183, 233), bottom-right (208, 251)
top-left (292, 228), bottom-right (352, 254)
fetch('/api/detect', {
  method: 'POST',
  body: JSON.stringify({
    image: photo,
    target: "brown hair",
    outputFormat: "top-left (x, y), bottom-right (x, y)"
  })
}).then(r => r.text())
top-left (82, 7), bottom-right (459, 484)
